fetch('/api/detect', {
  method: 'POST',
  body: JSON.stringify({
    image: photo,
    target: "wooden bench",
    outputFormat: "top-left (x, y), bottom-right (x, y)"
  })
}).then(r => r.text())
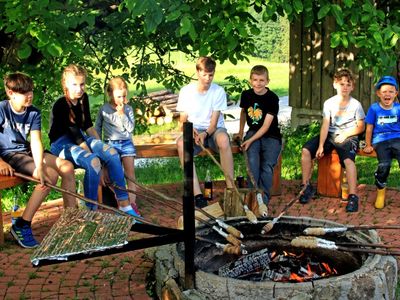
top-left (135, 143), bottom-right (282, 196)
top-left (317, 148), bottom-right (377, 197)
top-left (0, 175), bottom-right (26, 245)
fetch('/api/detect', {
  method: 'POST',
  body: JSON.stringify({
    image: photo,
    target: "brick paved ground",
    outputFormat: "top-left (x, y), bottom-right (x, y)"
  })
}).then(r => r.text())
top-left (0, 180), bottom-right (399, 299)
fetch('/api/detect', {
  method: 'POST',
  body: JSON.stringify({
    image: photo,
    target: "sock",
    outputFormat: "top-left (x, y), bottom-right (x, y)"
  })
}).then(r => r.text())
top-left (120, 205), bottom-right (134, 212)
top-left (16, 218), bottom-right (31, 228)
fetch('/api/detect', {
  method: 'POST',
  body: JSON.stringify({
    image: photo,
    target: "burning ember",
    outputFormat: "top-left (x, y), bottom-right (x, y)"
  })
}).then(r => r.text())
top-left (218, 247), bottom-right (338, 282)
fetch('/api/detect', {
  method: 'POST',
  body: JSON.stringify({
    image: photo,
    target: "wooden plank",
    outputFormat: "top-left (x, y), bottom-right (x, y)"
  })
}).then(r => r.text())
top-left (0, 176), bottom-right (26, 245)
top-left (289, 18), bottom-right (302, 109)
top-left (135, 143), bottom-right (241, 158)
top-left (321, 16), bottom-right (336, 104)
top-left (0, 176), bottom-right (25, 190)
top-left (301, 16), bottom-right (312, 109)
top-left (0, 194), bottom-right (3, 244)
top-left (311, 23), bottom-right (322, 110)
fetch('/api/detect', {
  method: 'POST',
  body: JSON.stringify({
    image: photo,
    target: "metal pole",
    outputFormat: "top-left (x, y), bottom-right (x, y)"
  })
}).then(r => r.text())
top-left (183, 122), bottom-right (195, 289)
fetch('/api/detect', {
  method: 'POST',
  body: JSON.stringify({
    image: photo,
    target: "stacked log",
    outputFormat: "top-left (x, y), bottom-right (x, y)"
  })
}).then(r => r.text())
top-left (135, 90), bottom-right (179, 125)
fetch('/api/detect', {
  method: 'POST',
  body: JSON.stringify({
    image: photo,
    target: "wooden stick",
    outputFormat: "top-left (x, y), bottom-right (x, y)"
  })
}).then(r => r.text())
top-left (112, 180), bottom-right (244, 238)
top-left (291, 236), bottom-right (400, 256)
top-left (235, 138), bottom-right (268, 217)
top-left (304, 224), bottom-right (400, 236)
top-left (261, 184), bottom-right (307, 234)
top-left (13, 172), bottom-right (149, 224)
top-left (196, 236), bottom-right (246, 255)
top-left (197, 141), bottom-right (257, 223)
top-left (194, 217), bottom-right (245, 248)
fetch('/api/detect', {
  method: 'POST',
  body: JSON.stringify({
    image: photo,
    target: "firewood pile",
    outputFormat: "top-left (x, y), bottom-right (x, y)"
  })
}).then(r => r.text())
top-left (134, 90), bottom-right (179, 126)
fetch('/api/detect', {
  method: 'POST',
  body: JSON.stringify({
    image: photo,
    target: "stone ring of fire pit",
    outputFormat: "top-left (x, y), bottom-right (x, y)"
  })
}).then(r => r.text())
top-left (152, 216), bottom-right (397, 300)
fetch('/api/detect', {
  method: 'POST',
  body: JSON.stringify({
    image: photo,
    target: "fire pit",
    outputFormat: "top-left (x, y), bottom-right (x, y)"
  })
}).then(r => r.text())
top-left (151, 216), bottom-right (397, 299)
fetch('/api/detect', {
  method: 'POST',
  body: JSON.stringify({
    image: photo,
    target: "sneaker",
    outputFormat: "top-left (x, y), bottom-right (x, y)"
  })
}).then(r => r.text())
top-left (11, 224), bottom-right (39, 249)
top-left (195, 195), bottom-right (207, 208)
top-left (346, 194), bottom-right (359, 212)
top-left (123, 209), bottom-right (143, 224)
top-left (131, 203), bottom-right (142, 216)
top-left (299, 183), bottom-right (315, 204)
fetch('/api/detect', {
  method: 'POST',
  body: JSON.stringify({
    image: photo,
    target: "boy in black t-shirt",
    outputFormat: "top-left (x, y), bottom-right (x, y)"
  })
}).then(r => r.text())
top-left (234, 65), bottom-right (282, 205)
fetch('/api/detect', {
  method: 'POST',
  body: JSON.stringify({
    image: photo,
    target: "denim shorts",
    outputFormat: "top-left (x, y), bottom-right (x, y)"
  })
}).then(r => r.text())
top-left (106, 139), bottom-right (136, 157)
top-left (193, 127), bottom-right (229, 155)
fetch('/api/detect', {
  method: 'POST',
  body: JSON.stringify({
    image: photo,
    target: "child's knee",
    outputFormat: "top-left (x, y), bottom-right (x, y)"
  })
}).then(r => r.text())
top-left (90, 157), bottom-right (102, 174)
top-left (301, 148), bottom-right (311, 158)
top-left (60, 160), bottom-right (75, 175)
top-left (103, 144), bottom-right (117, 156)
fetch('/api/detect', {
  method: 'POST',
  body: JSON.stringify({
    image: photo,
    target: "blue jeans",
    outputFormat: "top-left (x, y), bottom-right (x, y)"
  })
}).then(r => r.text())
top-left (106, 139), bottom-right (136, 157)
top-left (51, 135), bottom-right (129, 209)
top-left (374, 138), bottom-right (400, 188)
top-left (244, 131), bottom-right (282, 203)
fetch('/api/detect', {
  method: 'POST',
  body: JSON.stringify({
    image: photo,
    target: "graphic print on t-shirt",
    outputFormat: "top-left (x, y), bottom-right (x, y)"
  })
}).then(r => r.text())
top-left (377, 115), bottom-right (397, 125)
top-left (247, 103), bottom-right (263, 125)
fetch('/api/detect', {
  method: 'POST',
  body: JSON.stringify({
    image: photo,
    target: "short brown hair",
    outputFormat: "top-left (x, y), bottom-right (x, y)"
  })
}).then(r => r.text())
top-left (250, 65), bottom-right (269, 80)
top-left (196, 56), bottom-right (216, 72)
top-left (333, 68), bottom-right (355, 85)
top-left (4, 73), bottom-right (34, 94)
top-left (106, 77), bottom-right (128, 99)
top-left (61, 64), bottom-right (87, 95)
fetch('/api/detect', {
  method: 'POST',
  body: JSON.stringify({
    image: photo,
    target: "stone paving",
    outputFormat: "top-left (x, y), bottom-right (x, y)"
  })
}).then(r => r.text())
top-left (0, 180), bottom-right (399, 299)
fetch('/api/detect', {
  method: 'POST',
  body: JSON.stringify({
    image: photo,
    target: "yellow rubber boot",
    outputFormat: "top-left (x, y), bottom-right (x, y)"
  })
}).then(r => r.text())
top-left (375, 188), bottom-right (386, 209)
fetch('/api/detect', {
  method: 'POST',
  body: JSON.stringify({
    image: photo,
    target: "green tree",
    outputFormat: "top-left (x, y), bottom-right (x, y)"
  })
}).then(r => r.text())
top-left (252, 14), bottom-right (289, 63)
top-left (0, 0), bottom-right (398, 113)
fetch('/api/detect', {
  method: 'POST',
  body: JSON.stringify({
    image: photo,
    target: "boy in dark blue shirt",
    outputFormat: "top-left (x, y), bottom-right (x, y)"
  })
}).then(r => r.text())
top-left (0, 73), bottom-right (76, 248)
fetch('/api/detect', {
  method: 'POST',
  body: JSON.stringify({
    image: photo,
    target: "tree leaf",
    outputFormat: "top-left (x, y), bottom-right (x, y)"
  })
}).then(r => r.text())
top-left (46, 42), bottom-right (63, 57)
top-left (331, 4), bottom-right (344, 26)
top-left (373, 32), bottom-right (383, 44)
top-left (293, 0), bottom-right (303, 14)
top-left (390, 33), bottom-right (398, 47)
top-left (330, 33), bottom-right (341, 48)
top-left (179, 16), bottom-right (191, 36)
top-left (317, 4), bottom-right (331, 20)
top-left (17, 43), bottom-right (32, 59)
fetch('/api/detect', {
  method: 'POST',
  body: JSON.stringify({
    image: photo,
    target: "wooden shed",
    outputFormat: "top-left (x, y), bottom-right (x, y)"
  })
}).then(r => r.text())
top-left (289, 16), bottom-right (375, 127)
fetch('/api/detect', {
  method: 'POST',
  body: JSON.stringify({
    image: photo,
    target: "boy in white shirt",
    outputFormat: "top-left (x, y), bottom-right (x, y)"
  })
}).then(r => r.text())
top-left (176, 57), bottom-right (234, 207)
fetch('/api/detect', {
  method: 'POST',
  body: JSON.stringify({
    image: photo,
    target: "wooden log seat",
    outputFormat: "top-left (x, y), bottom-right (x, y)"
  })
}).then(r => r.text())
top-left (0, 175), bottom-right (26, 245)
top-left (317, 148), bottom-right (377, 197)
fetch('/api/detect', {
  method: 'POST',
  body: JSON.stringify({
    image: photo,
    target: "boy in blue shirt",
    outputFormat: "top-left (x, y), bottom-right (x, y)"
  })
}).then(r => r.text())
top-left (363, 76), bottom-right (399, 209)
top-left (0, 73), bottom-right (76, 248)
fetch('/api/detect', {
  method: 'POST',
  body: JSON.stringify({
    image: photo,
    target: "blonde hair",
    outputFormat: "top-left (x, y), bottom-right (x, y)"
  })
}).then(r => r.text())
top-left (61, 64), bottom-right (87, 96)
top-left (196, 56), bottom-right (216, 72)
top-left (106, 77), bottom-right (128, 101)
top-left (250, 65), bottom-right (269, 80)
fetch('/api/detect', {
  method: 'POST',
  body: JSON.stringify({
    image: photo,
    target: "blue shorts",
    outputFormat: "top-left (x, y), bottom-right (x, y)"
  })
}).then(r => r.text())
top-left (106, 139), bottom-right (136, 158)
top-left (193, 127), bottom-right (229, 155)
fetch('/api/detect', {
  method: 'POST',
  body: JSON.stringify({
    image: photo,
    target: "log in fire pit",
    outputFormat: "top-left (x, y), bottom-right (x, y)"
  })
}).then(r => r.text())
top-left (151, 216), bottom-right (397, 299)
